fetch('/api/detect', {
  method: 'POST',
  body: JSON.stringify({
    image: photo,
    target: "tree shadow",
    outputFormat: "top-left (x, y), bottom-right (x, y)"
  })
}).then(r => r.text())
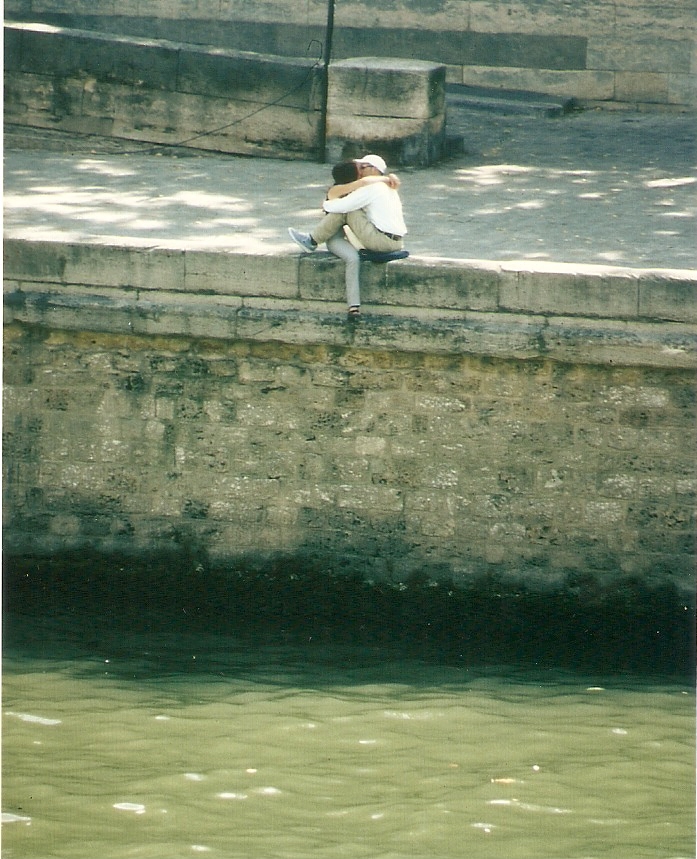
top-left (4, 109), bottom-right (696, 267)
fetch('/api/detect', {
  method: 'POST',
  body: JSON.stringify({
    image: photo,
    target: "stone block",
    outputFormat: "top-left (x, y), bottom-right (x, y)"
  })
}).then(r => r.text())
top-left (615, 3), bottom-right (697, 38)
top-left (328, 57), bottom-right (445, 120)
top-left (614, 72), bottom-right (670, 104)
top-left (130, 293), bottom-right (240, 339)
top-left (106, 86), bottom-right (321, 158)
top-left (9, 23), bottom-right (181, 88)
top-left (3, 70), bottom-right (82, 123)
top-left (3, 24), bottom-right (23, 71)
top-left (4, 238), bottom-right (68, 283)
top-left (460, 66), bottom-right (615, 101)
top-left (327, 57), bottom-right (446, 166)
top-left (499, 263), bottom-right (640, 319)
top-left (326, 111), bottom-right (445, 142)
top-left (638, 272), bottom-right (697, 323)
top-left (381, 258), bottom-right (500, 311)
top-left (5, 240), bottom-right (186, 291)
top-left (336, 484), bottom-right (403, 514)
top-left (468, 0), bottom-right (613, 38)
top-left (177, 47), bottom-right (323, 110)
top-left (539, 317), bottom-right (697, 370)
top-left (4, 22), bottom-right (324, 158)
top-left (297, 253), bottom-right (346, 302)
top-left (668, 73), bottom-right (697, 107)
top-left (588, 37), bottom-right (693, 74)
top-left (235, 300), bottom-right (351, 347)
top-left (349, 307), bottom-right (546, 359)
top-left (185, 250), bottom-right (300, 298)
top-left (333, 27), bottom-right (587, 71)
top-left (326, 113), bottom-right (445, 166)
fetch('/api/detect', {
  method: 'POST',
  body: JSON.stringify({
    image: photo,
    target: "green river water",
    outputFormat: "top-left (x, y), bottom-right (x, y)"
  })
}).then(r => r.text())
top-left (2, 560), bottom-right (694, 859)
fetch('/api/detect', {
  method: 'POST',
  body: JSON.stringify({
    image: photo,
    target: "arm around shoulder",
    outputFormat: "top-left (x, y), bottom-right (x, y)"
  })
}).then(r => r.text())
top-left (326, 174), bottom-right (399, 201)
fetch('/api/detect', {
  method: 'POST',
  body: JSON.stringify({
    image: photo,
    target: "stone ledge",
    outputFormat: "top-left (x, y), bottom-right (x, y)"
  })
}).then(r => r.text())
top-left (4, 22), bottom-right (449, 164)
top-left (5, 278), bottom-right (696, 369)
top-left (4, 236), bottom-right (696, 320)
top-left (4, 22), bottom-right (323, 106)
top-left (3, 22), bottom-right (325, 160)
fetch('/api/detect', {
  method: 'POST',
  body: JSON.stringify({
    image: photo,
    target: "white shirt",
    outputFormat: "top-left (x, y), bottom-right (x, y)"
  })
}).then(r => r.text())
top-left (323, 183), bottom-right (407, 236)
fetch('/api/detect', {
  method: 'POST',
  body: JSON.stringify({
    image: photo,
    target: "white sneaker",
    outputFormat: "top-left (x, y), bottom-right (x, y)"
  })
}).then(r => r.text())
top-left (288, 227), bottom-right (316, 252)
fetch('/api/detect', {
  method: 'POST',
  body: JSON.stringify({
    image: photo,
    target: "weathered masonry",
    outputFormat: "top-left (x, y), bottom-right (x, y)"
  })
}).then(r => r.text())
top-left (3, 22), bottom-right (446, 165)
top-left (3, 239), bottom-right (696, 602)
top-left (5, 0), bottom-right (696, 109)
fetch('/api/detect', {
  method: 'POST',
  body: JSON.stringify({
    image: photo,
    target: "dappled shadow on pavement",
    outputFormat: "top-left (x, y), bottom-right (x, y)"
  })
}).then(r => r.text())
top-left (4, 109), bottom-right (696, 268)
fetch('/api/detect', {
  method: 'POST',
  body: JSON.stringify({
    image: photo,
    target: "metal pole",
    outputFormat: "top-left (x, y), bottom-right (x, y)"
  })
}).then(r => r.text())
top-left (318, 0), bottom-right (336, 162)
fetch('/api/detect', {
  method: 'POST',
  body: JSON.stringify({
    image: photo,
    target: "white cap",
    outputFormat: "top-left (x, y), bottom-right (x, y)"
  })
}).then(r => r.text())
top-left (355, 154), bottom-right (387, 174)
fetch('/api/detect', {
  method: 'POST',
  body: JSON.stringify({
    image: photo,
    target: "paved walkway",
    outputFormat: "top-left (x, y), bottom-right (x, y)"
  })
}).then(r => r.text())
top-left (4, 107), bottom-right (696, 271)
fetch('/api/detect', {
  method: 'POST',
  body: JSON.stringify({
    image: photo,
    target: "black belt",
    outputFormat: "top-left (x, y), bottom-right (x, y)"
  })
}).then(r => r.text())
top-left (377, 229), bottom-right (402, 241)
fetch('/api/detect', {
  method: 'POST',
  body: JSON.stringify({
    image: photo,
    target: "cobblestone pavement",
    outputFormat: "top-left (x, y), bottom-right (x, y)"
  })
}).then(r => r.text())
top-left (4, 106), bottom-right (696, 271)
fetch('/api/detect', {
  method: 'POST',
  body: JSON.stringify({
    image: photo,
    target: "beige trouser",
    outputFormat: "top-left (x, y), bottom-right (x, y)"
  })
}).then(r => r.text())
top-left (311, 210), bottom-right (403, 252)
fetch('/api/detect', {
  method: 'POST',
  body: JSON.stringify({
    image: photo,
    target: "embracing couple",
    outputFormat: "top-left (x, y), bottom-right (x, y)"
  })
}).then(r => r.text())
top-left (288, 154), bottom-right (408, 319)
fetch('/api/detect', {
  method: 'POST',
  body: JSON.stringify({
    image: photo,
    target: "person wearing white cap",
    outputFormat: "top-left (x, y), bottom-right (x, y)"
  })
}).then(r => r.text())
top-left (353, 154), bottom-right (387, 174)
top-left (288, 155), bottom-right (407, 317)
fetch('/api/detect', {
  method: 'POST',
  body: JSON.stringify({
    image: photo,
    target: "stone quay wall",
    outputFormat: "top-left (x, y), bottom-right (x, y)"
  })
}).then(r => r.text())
top-left (3, 238), bottom-right (696, 599)
top-left (3, 22), bottom-right (446, 165)
top-left (2, 21), bottom-right (325, 161)
top-left (4, 0), bottom-right (696, 108)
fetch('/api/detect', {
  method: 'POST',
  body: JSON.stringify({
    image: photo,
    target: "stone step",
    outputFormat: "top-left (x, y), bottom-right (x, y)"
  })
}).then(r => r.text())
top-left (446, 84), bottom-right (575, 117)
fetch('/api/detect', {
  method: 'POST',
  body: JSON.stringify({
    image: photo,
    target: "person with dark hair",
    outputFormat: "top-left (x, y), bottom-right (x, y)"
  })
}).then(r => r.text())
top-left (288, 155), bottom-right (408, 317)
